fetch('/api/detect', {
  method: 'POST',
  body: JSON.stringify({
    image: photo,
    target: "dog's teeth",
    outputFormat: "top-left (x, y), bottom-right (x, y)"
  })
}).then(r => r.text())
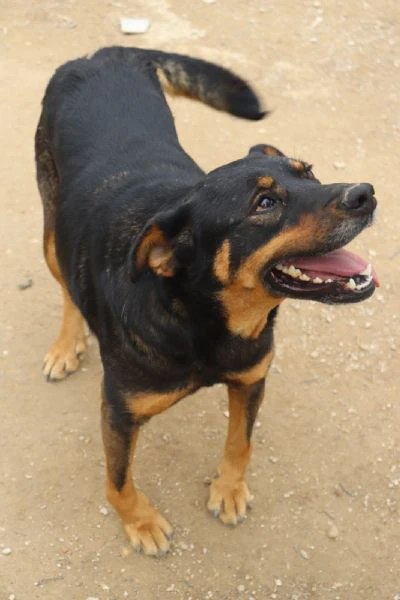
top-left (326, 279), bottom-right (333, 283)
top-left (288, 265), bottom-right (301, 278)
top-left (281, 265), bottom-right (289, 274)
top-left (276, 263), bottom-right (284, 271)
top-left (355, 277), bottom-right (372, 290)
top-left (313, 277), bottom-right (323, 284)
top-left (359, 263), bottom-right (372, 277)
top-left (299, 273), bottom-right (311, 281)
top-left (346, 278), bottom-right (356, 290)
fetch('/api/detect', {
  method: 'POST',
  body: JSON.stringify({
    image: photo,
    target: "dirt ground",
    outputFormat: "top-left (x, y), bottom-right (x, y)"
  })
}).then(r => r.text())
top-left (1, 0), bottom-right (399, 598)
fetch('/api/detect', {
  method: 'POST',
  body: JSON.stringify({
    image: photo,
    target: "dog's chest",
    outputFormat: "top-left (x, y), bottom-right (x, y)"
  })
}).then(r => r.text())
top-left (190, 327), bottom-right (274, 388)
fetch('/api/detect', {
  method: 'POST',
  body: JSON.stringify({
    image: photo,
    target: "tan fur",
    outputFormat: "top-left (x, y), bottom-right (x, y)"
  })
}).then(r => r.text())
top-left (213, 239), bottom-right (231, 284)
top-left (148, 245), bottom-right (175, 277)
top-left (218, 269), bottom-right (282, 339)
top-left (42, 231), bottom-right (87, 380)
top-left (257, 175), bottom-right (274, 188)
top-left (207, 384), bottom-right (256, 525)
top-left (102, 407), bottom-right (172, 556)
top-left (135, 223), bottom-right (177, 277)
top-left (135, 224), bottom-right (165, 270)
top-left (218, 215), bottom-right (320, 338)
top-left (226, 350), bottom-right (274, 386)
top-left (156, 64), bottom-right (194, 100)
top-left (289, 159), bottom-right (305, 172)
top-left (128, 385), bottom-right (195, 418)
top-left (156, 67), bottom-right (175, 96)
top-left (263, 145), bottom-right (282, 157)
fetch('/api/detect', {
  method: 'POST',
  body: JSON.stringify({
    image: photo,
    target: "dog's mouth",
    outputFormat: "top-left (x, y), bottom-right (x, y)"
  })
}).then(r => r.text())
top-left (264, 248), bottom-right (379, 303)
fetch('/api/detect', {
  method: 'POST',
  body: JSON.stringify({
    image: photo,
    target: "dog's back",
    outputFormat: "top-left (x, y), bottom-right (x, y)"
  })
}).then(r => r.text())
top-left (35, 46), bottom-right (266, 347)
top-left (39, 47), bottom-right (264, 195)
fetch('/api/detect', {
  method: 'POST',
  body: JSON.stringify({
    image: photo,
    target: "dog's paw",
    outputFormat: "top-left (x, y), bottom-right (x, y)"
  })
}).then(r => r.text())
top-left (207, 475), bottom-right (253, 526)
top-left (123, 493), bottom-right (173, 557)
top-left (43, 335), bottom-right (87, 381)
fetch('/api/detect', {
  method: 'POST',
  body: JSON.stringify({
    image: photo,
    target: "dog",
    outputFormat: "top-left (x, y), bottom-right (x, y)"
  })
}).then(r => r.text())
top-left (35, 46), bottom-right (378, 556)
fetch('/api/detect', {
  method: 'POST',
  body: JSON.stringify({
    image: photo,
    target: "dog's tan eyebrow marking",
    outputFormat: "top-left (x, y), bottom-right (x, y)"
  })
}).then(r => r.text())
top-left (289, 159), bottom-right (306, 172)
top-left (257, 176), bottom-right (275, 188)
top-left (263, 145), bottom-right (282, 157)
top-left (256, 177), bottom-right (288, 201)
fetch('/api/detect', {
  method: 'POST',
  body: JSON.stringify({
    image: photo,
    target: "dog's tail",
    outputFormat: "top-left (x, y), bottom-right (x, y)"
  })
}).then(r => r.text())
top-left (147, 50), bottom-right (266, 121)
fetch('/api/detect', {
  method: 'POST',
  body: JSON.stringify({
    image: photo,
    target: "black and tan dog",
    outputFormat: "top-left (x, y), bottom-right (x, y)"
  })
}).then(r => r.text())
top-left (35, 47), bottom-right (378, 556)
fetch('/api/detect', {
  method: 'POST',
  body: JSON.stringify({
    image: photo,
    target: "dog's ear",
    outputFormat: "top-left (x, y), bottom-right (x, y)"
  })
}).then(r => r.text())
top-left (129, 205), bottom-right (194, 281)
top-left (248, 143), bottom-right (286, 157)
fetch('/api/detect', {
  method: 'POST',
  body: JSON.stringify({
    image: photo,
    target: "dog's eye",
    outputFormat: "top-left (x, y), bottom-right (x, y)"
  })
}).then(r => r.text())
top-left (256, 195), bottom-right (278, 212)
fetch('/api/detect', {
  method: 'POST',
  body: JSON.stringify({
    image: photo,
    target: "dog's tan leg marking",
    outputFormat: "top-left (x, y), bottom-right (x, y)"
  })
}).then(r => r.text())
top-left (207, 384), bottom-right (254, 525)
top-left (42, 231), bottom-right (87, 380)
top-left (208, 353), bottom-right (272, 525)
top-left (102, 400), bottom-right (173, 556)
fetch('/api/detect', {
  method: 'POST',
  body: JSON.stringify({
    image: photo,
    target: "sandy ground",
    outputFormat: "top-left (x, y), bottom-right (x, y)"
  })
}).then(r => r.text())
top-left (1, 1), bottom-right (399, 599)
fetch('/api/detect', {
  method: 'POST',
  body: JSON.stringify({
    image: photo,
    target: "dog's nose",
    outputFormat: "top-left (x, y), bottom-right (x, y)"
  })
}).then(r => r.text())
top-left (340, 183), bottom-right (376, 214)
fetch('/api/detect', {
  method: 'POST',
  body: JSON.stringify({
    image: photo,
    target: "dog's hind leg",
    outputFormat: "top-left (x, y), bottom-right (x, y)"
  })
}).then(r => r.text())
top-left (36, 122), bottom-right (87, 381)
top-left (42, 231), bottom-right (88, 380)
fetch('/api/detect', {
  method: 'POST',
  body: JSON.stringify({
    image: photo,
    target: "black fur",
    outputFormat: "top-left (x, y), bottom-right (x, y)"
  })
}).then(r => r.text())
top-left (36, 46), bottom-right (377, 449)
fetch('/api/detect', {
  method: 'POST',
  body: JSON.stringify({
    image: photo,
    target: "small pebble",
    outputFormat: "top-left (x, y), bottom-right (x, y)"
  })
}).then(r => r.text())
top-left (300, 549), bottom-right (309, 560)
top-left (120, 18), bottom-right (150, 34)
top-left (237, 585), bottom-right (245, 592)
top-left (2, 547), bottom-right (12, 556)
top-left (17, 277), bottom-right (33, 290)
top-left (99, 506), bottom-right (109, 516)
top-left (327, 522), bottom-right (339, 539)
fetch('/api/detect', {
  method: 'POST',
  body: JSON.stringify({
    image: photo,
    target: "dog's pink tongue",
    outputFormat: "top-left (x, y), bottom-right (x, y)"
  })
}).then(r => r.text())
top-left (293, 249), bottom-right (380, 286)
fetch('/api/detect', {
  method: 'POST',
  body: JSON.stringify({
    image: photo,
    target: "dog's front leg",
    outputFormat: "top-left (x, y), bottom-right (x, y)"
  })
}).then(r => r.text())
top-left (101, 382), bottom-right (173, 557)
top-left (207, 379), bottom-right (265, 526)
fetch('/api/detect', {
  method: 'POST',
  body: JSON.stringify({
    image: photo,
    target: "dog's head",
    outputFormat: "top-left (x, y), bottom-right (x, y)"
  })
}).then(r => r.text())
top-left (130, 144), bottom-right (378, 337)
